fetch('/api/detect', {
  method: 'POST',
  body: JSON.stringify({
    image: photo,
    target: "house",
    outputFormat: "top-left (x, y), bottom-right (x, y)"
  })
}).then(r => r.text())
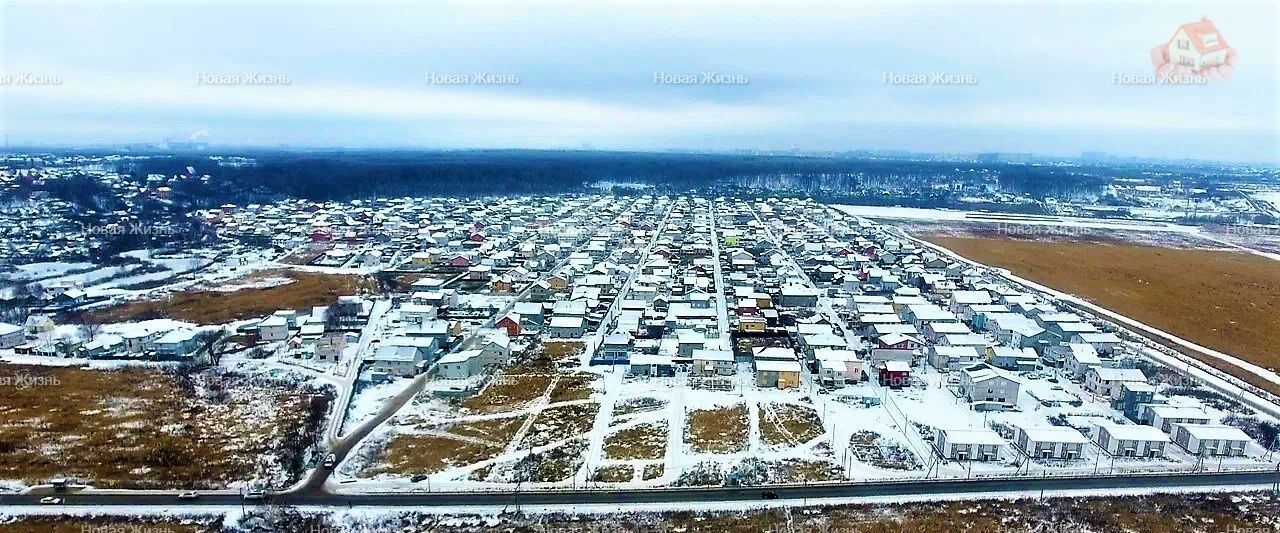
top-left (594, 333), bottom-right (632, 365)
top-left (436, 349), bottom-right (484, 379)
top-left (368, 343), bottom-right (430, 378)
top-left (870, 333), bottom-right (922, 364)
top-left (957, 363), bottom-right (1021, 405)
top-left (756, 359), bottom-right (801, 389)
top-left (154, 329), bottom-right (200, 359)
top-left (1072, 332), bottom-right (1123, 355)
top-left (1170, 424), bottom-right (1250, 457)
top-left (739, 316), bottom-right (767, 333)
top-left (878, 360), bottom-right (911, 388)
top-left (1136, 404), bottom-right (1211, 433)
top-left (548, 316), bottom-right (586, 338)
top-left (1014, 425), bottom-right (1088, 460)
top-left (691, 349), bottom-right (735, 376)
top-left (1093, 421), bottom-right (1169, 457)
top-left (24, 315), bottom-right (55, 337)
top-left (928, 345), bottom-right (983, 372)
top-left (778, 286), bottom-right (820, 307)
top-left (404, 319), bottom-right (453, 347)
top-left (986, 345), bottom-right (1039, 372)
top-left (1166, 17), bottom-right (1231, 73)
top-left (630, 353), bottom-right (675, 377)
top-left (1085, 367), bottom-right (1149, 400)
top-left (121, 329), bottom-right (158, 353)
top-left (477, 334), bottom-right (512, 365)
top-left (814, 348), bottom-right (864, 386)
top-left (0, 323), bottom-right (23, 349)
top-left (258, 315), bottom-right (291, 342)
top-left (1058, 343), bottom-right (1102, 379)
top-left (494, 314), bottom-right (523, 337)
top-left (936, 427), bottom-right (1003, 461)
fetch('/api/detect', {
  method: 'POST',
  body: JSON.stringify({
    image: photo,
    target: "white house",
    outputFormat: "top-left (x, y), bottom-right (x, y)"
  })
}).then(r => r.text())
top-left (1136, 404), bottom-right (1211, 433)
top-left (1170, 423), bottom-right (1251, 457)
top-left (1093, 421), bottom-right (1169, 457)
top-left (548, 316), bottom-right (586, 339)
top-left (0, 323), bottom-right (24, 349)
top-left (691, 349), bottom-right (735, 376)
top-left (1166, 17), bottom-right (1230, 72)
top-left (936, 427), bottom-right (1004, 461)
top-left (928, 345), bottom-right (983, 372)
top-left (258, 315), bottom-right (291, 342)
top-left (1014, 425), bottom-right (1089, 460)
top-left (155, 329), bottom-right (200, 359)
top-left (1085, 367), bottom-right (1148, 400)
top-left (957, 363), bottom-right (1021, 405)
top-left (436, 349), bottom-right (484, 379)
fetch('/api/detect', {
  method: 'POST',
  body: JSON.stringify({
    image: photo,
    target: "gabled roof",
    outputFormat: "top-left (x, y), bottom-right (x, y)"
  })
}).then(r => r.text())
top-left (1170, 17), bottom-right (1229, 54)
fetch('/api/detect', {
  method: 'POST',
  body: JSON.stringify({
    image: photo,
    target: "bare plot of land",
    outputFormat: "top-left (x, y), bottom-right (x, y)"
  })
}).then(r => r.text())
top-left (592, 464), bottom-right (633, 483)
top-left (459, 367), bottom-right (554, 413)
top-left (612, 397), bottom-right (667, 421)
top-left (549, 372), bottom-right (598, 402)
top-left (542, 341), bottom-right (585, 363)
top-left (686, 404), bottom-right (749, 454)
top-left (519, 403), bottom-right (600, 449)
top-left (926, 236), bottom-right (1280, 396)
top-left (0, 517), bottom-right (220, 533)
top-left (0, 364), bottom-right (326, 489)
top-left (758, 403), bottom-right (824, 448)
top-left (368, 416), bottom-right (524, 476)
top-left (849, 430), bottom-right (922, 470)
top-left (603, 421), bottom-right (668, 460)
top-left (89, 270), bottom-right (364, 324)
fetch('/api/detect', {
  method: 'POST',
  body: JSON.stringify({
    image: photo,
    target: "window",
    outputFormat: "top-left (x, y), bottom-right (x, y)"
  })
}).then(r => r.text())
top-left (1178, 39), bottom-right (1191, 50)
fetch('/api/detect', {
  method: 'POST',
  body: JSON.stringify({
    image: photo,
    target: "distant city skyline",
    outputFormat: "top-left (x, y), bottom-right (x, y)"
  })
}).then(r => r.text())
top-left (1, 0), bottom-right (1277, 164)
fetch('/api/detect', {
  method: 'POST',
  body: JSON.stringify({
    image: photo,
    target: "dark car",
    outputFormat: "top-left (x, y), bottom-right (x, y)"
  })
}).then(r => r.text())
top-left (761, 491), bottom-right (779, 500)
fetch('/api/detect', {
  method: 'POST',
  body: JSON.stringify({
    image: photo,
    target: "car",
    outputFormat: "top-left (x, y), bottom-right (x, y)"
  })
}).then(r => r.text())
top-left (177, 491), bottom-right (200, 500)
top-left (39, 497), bottom-right (63, 505)
top-left (323, 454), bottom-right (338, 468)
top-left (243, 489), bottom-right (266, 501)
top-left (760, 491), bottom-right (779, 500)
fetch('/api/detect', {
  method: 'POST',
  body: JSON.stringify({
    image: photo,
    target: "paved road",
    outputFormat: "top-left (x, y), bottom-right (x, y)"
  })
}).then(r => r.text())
top-left (12, 469), bottom-right (1279, 508)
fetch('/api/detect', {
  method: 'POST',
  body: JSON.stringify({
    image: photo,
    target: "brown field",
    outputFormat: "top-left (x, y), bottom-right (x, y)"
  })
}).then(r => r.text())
top-left (603, 421), bottom-right (668, 460)
top-left (371, 415), bottom-right (524, 476)
top-left (549, 372), bottom-right (598, 402)
top-left (642, 463), bottom-right (664, 480)
top-left (0, 364), bottom-right (323, 489)
top-left (89, 270), bottom-right (364, 325)
top-left (0, 518), bottom-right (220, 533)
top-left (459, 367), bottom-right (555, 413)
top-left (592, 464), bottom-right (634, 483)
top-left (927, 236), bottom-right (1280, 396)
top-left (519, 402), bottom-right (600, 449)
top-left (686, 404), bottom-right (749, 454)
top-left (542, 341), bottom-right (585, 362)
top-left (758, 403), bottom-right (825, 447)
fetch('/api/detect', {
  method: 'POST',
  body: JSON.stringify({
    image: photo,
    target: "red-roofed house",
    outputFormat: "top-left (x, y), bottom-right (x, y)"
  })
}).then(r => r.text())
top-left (1168, 17), bottom-right (1230, 71)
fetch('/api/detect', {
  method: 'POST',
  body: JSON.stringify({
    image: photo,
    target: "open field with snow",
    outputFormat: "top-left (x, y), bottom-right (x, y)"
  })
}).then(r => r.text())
top-left (88, 270), bottom-right (367, 325)
top-left (0, 363), bottom-right (330, 490)
top-left (924, 236), bottom-right (1280, 396)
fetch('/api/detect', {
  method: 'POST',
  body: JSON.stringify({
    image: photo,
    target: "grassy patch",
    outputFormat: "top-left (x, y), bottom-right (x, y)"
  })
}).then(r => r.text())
top-left (543, 341), bottom-right (585, 362)
top-left (611, 397), bottom-right (667, 419)
top-left (459, 366), bottom-right (554, 413)
top-left (549, 372), bottom-right (598, 403)
top-left (642, 463), bottom-right (664, 481)
top-left (592, 464), bottom-right (634, 483)
top-left (686, 404), bottom-right (748, 454)
top-left (0, 364), bottom-right (326, 489)
top-left (519, 403), bottom-right (600, 449)
top-left (88, 270), bottom-right (363, 325)
top-left (758, 402), bottom-right (825, 448)
top-left (604, 422), bottom-right (668, 460)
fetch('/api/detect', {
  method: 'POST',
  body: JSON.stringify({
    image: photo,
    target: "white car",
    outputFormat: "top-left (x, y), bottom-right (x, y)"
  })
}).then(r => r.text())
top-left (177, 491), bottom-right (200, 500)
top-left (39, 497), bottom-right (63, 505)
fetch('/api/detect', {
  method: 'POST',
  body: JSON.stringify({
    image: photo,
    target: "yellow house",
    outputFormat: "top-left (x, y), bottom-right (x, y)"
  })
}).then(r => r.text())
top-left (739, 316), bottom-right (767, 333)
top-left (756, 359), bottom-right (801, 389)
top-left (547, 275), bottom-right (569, 291)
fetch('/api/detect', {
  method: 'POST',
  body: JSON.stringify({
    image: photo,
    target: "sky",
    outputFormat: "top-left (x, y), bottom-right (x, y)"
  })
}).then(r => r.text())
top-left (1, 0), bottom-right (1277, 163)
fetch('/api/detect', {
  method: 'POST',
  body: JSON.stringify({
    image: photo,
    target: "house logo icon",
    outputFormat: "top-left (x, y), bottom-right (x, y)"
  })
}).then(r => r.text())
top-left (1151, 16), bottom-right (1238, 82)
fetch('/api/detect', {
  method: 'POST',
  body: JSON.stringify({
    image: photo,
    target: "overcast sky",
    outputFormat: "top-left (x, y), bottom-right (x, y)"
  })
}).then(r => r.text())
top-left (1, 0), bottom-right (1276, 162)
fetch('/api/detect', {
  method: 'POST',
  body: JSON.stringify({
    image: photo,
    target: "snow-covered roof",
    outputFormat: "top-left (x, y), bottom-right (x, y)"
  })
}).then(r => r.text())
top-left (756, 359), bottom-right (801, 373)
top-left (1174, 424), bottom-right (1251, 442)
top-left (1096, 421), bottom-right (1169, 442)
top-left (1017, 425), bottom-right (1089, 444)
top-left (939, 427), bottom-right (1004, 446)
